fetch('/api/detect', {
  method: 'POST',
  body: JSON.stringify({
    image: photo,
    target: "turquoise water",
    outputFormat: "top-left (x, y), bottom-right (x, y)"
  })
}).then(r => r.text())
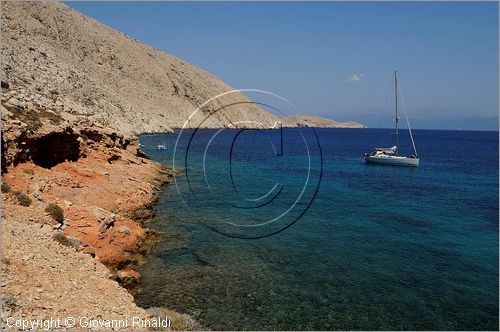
top-left (136, 128), bottom-right (498, 330)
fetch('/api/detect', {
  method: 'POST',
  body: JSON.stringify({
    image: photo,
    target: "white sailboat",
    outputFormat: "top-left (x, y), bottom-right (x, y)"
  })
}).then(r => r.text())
top-left (364, 71), bottom-right (419, 167)
top-left (157, 142), bottom-right (167, 150)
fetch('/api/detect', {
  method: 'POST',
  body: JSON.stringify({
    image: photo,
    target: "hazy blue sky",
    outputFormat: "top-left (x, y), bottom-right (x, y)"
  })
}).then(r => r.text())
top-left (67, 1), bottom-right (498, 130)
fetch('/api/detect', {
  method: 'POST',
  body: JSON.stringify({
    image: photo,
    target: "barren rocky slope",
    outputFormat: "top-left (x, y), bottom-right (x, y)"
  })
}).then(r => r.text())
top-left (1, 1), bottom-right (363, 133)
top-left (1, 211), bottom-right (200, 330)
top-left (1, 117), bottom-right (202, 329)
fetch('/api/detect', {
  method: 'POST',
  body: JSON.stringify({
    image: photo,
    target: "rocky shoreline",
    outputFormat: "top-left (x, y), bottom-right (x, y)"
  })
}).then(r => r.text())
top-left (1, 100), bottom-right (200, 329)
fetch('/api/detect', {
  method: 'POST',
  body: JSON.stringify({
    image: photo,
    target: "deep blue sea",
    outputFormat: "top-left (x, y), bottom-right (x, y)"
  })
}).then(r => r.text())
top-left (136, 128), bottom-right (498, 330)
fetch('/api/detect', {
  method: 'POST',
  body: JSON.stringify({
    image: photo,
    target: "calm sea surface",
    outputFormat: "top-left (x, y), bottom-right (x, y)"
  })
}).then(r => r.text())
top-left (136, 128), bottom-right (498, 330)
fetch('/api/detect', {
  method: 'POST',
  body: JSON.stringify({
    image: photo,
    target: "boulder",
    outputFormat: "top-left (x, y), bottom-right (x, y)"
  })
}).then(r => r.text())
top-left (116, 269), bottom-right (140, 288)
top-left (116, 225), bottom-right (130, 235)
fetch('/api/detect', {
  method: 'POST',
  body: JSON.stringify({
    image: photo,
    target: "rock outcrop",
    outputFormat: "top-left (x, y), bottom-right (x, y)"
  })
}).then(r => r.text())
top-left (1, 1), bottom-right (363, 134)
top-left (1, 135), bottom-right (202, 329)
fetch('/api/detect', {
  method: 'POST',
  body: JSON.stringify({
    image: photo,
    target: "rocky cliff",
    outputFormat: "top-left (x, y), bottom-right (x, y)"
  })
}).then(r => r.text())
top-left (1, 1), bottom-right (363, 136)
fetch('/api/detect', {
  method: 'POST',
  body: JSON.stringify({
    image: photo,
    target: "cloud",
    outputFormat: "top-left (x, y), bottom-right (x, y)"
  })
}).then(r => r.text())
top-left (346, 73), bottom-right (365, 82)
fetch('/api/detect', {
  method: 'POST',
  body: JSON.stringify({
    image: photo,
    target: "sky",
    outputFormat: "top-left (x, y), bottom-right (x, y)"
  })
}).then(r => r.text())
top-left (67, 1), bottom-right (499, 130)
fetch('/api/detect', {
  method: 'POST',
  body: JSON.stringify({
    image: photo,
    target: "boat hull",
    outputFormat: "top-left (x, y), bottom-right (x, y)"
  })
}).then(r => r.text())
top-left (365, 155), bottom-right (419, 167)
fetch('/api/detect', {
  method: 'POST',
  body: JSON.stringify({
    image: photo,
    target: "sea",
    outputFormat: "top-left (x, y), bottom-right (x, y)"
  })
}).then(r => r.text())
top-left (135, 128), bottom-right (498, 330)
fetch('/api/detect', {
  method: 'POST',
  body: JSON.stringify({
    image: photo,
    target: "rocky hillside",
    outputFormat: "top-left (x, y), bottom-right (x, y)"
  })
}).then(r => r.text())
top-left (1, 1), bottom-right (363, 134)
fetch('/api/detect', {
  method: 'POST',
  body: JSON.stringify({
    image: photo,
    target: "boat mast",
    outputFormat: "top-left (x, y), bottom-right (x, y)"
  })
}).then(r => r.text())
top-left (394, 70), bottom-right (399, 155)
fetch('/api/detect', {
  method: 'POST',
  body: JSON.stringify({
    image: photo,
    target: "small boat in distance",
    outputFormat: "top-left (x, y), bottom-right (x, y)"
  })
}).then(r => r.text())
top-left (364, 71), bottom-right (419, 167)
top-left (157, 142), bottom-right (167, 150)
